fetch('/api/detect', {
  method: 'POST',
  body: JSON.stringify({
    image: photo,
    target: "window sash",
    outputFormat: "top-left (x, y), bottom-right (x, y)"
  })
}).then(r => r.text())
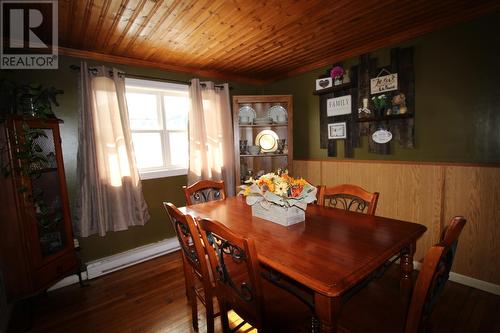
top-left (125, 78), bottom-right (189, 178)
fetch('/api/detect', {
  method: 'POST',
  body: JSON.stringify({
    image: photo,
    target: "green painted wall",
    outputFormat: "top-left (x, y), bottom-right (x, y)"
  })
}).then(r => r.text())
top-left (261, 12), bottom-right (500, 164)
top-left (3, 12), bottom-right (499, 262)
top-left (2, 56), bottom-right (258, 262)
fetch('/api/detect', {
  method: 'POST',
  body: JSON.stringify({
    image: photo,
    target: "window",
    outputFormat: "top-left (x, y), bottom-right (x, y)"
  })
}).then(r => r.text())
top-left (125, 78), bottom-right (189, 179)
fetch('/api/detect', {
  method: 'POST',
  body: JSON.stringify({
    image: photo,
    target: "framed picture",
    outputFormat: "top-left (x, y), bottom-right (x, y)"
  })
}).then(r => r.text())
top-left (327, 95), bottom-right (351, 117)
top-left (328, 122), bottom-right (347, 139)
top-left (315, 77), bottom-right (332, 91)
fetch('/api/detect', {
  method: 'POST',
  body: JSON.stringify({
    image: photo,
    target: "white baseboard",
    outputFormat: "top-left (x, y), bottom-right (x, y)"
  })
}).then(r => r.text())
top-left (413, 261), bottom-right (500, 296)
top-left (48, 237), bottom-right (180, 291)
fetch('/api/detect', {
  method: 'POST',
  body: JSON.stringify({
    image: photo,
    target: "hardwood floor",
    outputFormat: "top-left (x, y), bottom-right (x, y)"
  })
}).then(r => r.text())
top-left (7, 250), bottom-right (500, 333)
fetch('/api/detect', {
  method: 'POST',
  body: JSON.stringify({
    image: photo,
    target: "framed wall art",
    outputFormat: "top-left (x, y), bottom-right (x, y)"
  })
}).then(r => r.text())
top-left (328, 122), bottom-right (347, 139)
top-left (315, 77), bottom-right (333, 91)
top-left (327, 95), bottom-right (352, 117)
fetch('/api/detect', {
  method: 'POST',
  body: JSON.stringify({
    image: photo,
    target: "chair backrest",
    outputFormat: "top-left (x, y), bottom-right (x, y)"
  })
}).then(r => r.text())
top-left (197, 218), bottom-right (265, 331)
top-left (162, 202), bottom-right (211, 283)
top-left (405, 216), bottom-right (467, 333)
top-left (183, 180), bottom-right (227, 206)
top-left (317, 184), bottom-right (379, 215)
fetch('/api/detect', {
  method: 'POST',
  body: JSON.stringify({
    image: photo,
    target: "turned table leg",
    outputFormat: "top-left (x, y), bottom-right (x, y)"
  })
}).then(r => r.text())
top-left (400, 241), bottom-right (416, 300)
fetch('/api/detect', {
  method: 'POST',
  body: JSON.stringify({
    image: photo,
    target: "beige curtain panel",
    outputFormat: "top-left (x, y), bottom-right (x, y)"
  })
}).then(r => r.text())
top-left (188, 79), bottom-right (235, 196)
top-left (75, 62), bottom-right (150, 237)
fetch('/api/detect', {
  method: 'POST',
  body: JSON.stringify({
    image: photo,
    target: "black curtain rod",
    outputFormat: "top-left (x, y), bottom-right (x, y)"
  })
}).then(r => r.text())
top-left (69, 65), bottom-right (228, 89)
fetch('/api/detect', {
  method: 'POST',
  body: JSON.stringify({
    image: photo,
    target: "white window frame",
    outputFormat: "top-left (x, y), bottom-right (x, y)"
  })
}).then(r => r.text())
top-left (125, 78), bottom-right (189, 180)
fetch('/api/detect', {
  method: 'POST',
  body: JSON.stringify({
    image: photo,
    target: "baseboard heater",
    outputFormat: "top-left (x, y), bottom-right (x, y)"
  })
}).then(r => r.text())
top-left (49, 237), bottom-right (180, 291)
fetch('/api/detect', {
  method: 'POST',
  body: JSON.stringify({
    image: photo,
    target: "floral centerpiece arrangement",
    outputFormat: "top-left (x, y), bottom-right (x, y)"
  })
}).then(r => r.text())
top-left (239, 170), bottom-right (317, 226)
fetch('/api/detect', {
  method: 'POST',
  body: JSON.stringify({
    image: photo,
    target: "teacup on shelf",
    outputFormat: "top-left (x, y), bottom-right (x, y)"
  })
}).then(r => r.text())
top-left (248, 145), bottom-right (261, 155)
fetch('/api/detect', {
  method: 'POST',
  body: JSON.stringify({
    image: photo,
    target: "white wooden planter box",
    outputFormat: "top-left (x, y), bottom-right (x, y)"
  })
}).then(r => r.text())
top-left (251, 204), bottom-right (305, 226)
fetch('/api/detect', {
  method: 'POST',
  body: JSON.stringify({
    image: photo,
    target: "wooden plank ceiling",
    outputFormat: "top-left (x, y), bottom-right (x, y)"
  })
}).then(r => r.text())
top-left (58, 0), bottom-right (500, 84)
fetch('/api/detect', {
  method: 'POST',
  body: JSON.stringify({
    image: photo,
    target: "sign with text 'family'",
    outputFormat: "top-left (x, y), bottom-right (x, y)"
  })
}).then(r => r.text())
top-left (370, 73), bottom-right (398, 94)
top-left (327, 95), bottom-right (351, 117)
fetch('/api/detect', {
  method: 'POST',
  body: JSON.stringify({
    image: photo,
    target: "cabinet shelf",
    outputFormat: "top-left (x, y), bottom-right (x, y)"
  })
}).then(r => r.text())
top-left (357, 113), bottom-right (413, 122)
top-left (313, 82), bottom-right (352, 95)
top-left (31, 167), bottom-right (58, 173)
top-left (240, 153), bottom-right (288, 157)
top-left (238, 123), bottom-right (288, 128)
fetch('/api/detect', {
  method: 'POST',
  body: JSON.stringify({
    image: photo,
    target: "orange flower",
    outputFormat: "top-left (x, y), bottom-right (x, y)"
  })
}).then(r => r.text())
top-left (290, 185), bottom-right (303, 197)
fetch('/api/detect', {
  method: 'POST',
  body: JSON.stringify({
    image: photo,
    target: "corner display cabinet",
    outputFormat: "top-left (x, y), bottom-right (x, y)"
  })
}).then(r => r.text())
top-left (233, 95), bottom-right (293, 187)
top-left (0, 116), bottom-right (77, 300)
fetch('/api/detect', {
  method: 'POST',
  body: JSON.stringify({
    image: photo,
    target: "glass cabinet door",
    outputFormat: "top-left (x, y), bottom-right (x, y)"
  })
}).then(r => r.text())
top-left (28, 128), bottom-right (67, 258)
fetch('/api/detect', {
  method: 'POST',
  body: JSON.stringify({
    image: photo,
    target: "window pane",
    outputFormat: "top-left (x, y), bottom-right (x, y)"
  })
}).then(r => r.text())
top-left (131, 132), bottom-right (164, 169)
top-left (126, 92), bottom-right (161, 130)
top-left (168, 131), bottom-right (188, 167)
top-left (164, 95), bottom-right (189, 130)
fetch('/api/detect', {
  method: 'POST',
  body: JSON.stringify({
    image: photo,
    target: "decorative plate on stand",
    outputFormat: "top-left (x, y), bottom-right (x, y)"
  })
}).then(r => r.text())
top-left (255, 129), bottom-right (279, 153)
top-left (268, 105), bottom-right (287, 123)
top-left (239, 105), bottom-right (256, 123)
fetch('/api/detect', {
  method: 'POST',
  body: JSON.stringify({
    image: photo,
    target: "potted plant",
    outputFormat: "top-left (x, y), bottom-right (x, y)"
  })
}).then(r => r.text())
top-left (0, 79), bottom-right (63, 118)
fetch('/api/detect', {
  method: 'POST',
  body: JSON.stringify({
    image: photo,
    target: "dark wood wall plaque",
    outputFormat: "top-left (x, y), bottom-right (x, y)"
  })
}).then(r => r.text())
top-left (316, 47), bottom-right (415, 157)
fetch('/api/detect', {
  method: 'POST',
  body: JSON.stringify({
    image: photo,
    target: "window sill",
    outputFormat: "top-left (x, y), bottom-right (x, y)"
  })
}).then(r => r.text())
top-left (139, 168), bottom-right (187, 180)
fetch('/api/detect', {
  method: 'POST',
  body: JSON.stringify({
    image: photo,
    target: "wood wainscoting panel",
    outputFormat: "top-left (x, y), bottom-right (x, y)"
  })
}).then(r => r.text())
top-left (443, 166), bottom-right (500, 284)
top-left (295, 159), bottom-right (500, 285)
top-left (293, 160), bottom-right (322, 187)
top-left (319, 160), bottom-right (444, 260)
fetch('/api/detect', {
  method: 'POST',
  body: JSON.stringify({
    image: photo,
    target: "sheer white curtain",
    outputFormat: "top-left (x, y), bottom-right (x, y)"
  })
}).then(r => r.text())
top-left (188, 79), bottom-right (235, 196)
top-left (75, 62), bottom-right (150, 237)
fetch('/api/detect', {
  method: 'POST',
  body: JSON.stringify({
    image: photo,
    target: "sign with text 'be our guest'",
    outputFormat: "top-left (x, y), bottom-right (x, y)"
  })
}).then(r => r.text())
top-left (327, 95), bottom-right (351, 117)
top-left (370, 73), bottom-right (398, 94)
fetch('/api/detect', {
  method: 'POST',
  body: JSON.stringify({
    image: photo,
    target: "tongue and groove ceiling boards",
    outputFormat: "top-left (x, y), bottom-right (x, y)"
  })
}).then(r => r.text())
top-left (58, 0), bottom-right (500, 84)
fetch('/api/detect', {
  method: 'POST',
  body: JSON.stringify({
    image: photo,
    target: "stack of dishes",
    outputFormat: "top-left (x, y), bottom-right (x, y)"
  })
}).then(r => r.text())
top-left (253, 117), bottom-right (273, 125)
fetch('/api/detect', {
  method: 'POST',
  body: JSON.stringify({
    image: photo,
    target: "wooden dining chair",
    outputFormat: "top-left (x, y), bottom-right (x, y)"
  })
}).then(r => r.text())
top-left (197, 217), bottom-right (266, 332)
top-left (317, 184), bottom-right (379, 215)
top-left (405, 216), bottom-right (466, 333)
top-left (197, 218), bottom-right (313, 333)
top-left (339, 216), bottom-right (467, 333)
top-left (162, 203), bottom-right (217, 333)
top-left (183, 180), bottom-right (227, 206)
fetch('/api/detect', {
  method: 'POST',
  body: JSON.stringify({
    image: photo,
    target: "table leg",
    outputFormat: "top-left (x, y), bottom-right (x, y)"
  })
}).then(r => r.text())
top-left (400, 241), bottom-right (416, 299)
top-left (314, 293), bottom-right (342, 333)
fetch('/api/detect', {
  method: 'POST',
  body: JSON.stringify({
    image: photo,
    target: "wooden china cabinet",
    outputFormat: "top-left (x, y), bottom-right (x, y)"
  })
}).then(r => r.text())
top-left (0, 116), bottom-right (77, 300)
top-left (232, 95), bottom-right (293, 187)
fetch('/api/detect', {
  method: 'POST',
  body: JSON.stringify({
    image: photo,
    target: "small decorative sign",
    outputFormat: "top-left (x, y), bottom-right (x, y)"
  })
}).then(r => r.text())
top-left (372, 129), bottom-right (393, 144)
top-left (370, 73), bottom-right (398, 94)
top-left (328, 122), bottom-right (347, 139)
top-left (327, 95), bottom-right (351, 117)
top-left (316, 77), bottom-right (332, 90)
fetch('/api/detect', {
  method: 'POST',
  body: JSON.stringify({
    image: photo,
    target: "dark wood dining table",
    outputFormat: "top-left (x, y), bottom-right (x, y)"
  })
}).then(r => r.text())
top-left (180, 196), bottom-right (427, 333)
